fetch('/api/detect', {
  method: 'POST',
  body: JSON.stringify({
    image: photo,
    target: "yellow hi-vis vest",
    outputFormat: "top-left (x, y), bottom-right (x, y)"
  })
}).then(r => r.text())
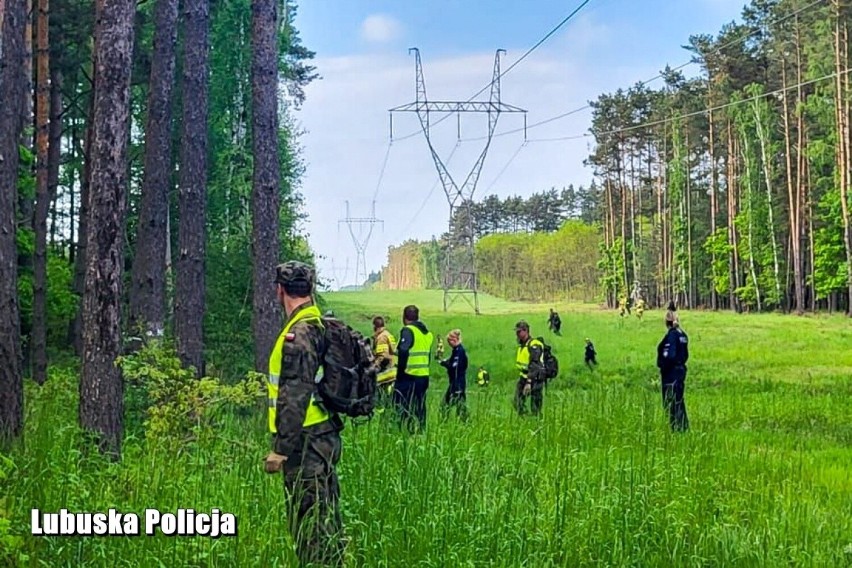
top-left (516, 338), bottom-right (544, 380)
top-left (267, 304), bottom-right (329, 433)
top-left (404, 324), bottom-right (433, 377)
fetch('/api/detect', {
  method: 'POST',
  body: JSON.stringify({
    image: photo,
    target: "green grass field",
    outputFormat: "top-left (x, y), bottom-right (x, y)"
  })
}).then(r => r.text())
top-left (3, 290), bottom-right (852, 566)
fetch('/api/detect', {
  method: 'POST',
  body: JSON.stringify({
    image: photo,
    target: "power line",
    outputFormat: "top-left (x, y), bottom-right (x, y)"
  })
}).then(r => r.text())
top-left (483, 140), bottom-right (528, 194)
top-left (391, 0), bottom-right (595, 142)
top-left (371, 142), bottom-right (393, 202)
top-left (527, 68), bottom-right (850, 142)
top-left (461, 0), bottom-right (827, 143)
top-left (395, 142), bottom-right (462, 243)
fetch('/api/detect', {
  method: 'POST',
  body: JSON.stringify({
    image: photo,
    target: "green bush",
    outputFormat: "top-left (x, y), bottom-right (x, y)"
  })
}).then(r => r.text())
top-left (118, 341), bottom-right (262, 450)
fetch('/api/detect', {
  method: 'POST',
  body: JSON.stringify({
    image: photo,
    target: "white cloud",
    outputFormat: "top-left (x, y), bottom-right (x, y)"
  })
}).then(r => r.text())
top-left (360, 14), bottom-right (403, 44)
top-left (293, 15), bottom-right (676, 289)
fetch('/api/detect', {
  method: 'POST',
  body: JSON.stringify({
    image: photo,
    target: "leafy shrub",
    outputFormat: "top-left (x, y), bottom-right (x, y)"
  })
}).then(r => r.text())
top-left (118, 341), bottom-right (262, 450)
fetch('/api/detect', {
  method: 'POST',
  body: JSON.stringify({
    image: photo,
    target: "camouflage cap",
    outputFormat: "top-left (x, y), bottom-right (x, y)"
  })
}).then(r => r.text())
top-left (514, 320), bottom-right (529, 331)
top-left (275, 260), bottom-right (315, 289)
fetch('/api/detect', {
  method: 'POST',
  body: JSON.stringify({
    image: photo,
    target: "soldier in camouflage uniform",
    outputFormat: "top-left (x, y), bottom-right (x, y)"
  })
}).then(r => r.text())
top-left (264, 261), bottom-right (345, 567)
top-left (513, 321), bottom-right (546, 416)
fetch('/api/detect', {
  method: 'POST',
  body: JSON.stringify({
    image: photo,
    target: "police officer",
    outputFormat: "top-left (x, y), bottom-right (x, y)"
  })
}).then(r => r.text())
top-left (513, 320), bottom-right (546, 416)
top-left (439, 329), bottom-right (468, 420)
top-left (584, 337), bottom-right (597, 369)
top-left (394, 304), bottom-right (434, 432)
top-left (656, 307), bottom-right (689, 432)
top-left (263, 261), bottom-right (344, 566)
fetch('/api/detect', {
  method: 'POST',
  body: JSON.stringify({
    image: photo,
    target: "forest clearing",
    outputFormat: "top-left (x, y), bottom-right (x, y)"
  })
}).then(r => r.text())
top-left (3, 0), bottom-right (852, 565)
top-left (3, 291), bottom-right (852, 565)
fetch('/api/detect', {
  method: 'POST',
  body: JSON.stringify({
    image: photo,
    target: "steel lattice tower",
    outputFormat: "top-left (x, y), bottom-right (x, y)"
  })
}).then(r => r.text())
top-left (390, 48), bottom-right (526, 313)
top-left (338, 201), bottom-right (383, 288)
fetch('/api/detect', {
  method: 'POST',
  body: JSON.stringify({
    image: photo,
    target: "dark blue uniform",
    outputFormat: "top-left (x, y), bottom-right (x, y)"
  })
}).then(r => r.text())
top-left (656, 326), bottom-right (689, 431)
top-left (584, 341), bottom-right (597, 367)
top-left (440, 343), bottom-right (468, 420)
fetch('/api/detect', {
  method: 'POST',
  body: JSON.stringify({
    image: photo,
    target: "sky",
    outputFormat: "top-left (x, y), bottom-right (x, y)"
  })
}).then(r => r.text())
top-left (290, 0), bottom-right (749, 290)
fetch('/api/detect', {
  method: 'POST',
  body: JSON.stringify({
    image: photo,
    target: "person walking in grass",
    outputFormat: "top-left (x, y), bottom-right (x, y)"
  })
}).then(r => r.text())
top-left (657, 304), bottom-right (689, 432)
top-left (513, 320), bottom-right (546, 416)
top-left (440, 329), bottom-right (468, 420)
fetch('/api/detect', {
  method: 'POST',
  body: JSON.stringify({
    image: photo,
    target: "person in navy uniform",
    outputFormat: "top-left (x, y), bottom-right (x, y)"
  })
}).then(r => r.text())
top-left (656, 305), bottom-right (689, 432)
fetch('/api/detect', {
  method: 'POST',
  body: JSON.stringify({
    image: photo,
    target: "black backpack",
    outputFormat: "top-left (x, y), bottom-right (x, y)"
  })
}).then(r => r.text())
top-left (316, 317), bottom-right (378, 418)
top-left (537, 336), bottom-right (559, 380)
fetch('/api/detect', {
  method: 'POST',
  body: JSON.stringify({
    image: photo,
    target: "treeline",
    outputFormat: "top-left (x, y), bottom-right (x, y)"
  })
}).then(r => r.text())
top-left (446, 185), bottom-right (600, 243)
top-left (589, 0), bottom-right (852, 314)
top-left (0, 0), bottom-right (315, 453)
top-left (376, 188), bottom-right (602, 300)
top-left (476, 222), bottom-right (599, 302)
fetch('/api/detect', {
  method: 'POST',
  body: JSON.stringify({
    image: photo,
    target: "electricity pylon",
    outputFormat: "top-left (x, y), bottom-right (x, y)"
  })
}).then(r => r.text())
top-left (389, 48), bottom-right (527, 313)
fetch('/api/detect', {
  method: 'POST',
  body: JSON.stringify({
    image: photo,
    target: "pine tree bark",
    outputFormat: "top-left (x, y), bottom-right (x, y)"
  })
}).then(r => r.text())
top-left (752, 97), bottom-right (782, 308)
top-left (709, 108), bottom-right (718, 310)
top-left (30, 0), bottom-right (49, 384)
top-left (782, 61), bottom-right (804, 315)
top-left (727, 120), bottom-right (741, 312)
top-left (79, 0), bottom-right (136, 458)
top-left (129, 0), bottom-right (178, 341)
top-left (796, 17), bottom-right (808, 314)
top-left (834, 3), bottom-right (852, 316)
top-left (250, 0), bottom-right (282, 373)
top-left (0, 0), bottom-right (26, 444)
top-left (175, 0), bottom-right (209, 376)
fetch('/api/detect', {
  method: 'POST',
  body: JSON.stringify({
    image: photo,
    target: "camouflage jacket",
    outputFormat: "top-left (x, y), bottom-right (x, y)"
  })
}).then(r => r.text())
top-left (273, 302), bottom-right (341, 457)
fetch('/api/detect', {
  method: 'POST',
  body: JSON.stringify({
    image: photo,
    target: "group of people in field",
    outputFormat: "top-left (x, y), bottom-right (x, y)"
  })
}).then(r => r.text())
top-left (263, 259), bottom-right (691, 567)
top-left (367, 300), bottom-right (689, 433)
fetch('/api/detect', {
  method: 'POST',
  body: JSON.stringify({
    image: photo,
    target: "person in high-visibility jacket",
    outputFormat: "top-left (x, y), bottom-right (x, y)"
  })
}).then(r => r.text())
top-left (476, 366), bottom-right (490, 387)
top-left (514, 320), bottom-right (546, 416)
top-left (262, 261), bottom-right (344, 567)
top-left (393, 304), bottom-right (434, 432)
top-left (372, 316), bottom-right (397, 394)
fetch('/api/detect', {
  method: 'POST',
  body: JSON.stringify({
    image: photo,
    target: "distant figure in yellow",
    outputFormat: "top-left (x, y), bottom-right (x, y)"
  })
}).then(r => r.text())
top-left (634, 298), bottom-right (645, 321)
top-left (618, 295), bottom-right (628, 318)
top-left (476, 366), bottom-right (490, 387)
top-left (436, 335), bottom-right (445, 361)
top-left (372, 316), bottom-right (396, 393)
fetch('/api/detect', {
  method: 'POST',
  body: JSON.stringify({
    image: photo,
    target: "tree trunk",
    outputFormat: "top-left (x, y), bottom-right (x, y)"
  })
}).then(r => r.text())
top-left (752, 97), bottom-right (782, 309)
top-left (709, 108), bottom-right (718, 310)
top-left (806, 140), bottom-right (816, 312)
top-left (796, 17), bottom-right (808, 314)
top-left (30, 0), bottom-right (49, 384)
top-left (685, 129), bottom-right (693, 308)
top-left (727, 119), bottom-right (741, 312)
top-left (70, 91), bottom-right (93, 355)
top-left (250, 0), bottom-right (282, 373)
top-left (0, 0), bottom-right (26, 444)
top-left (782, 63), bottom-right (803, 315)
top-left (834, 2), bottom-right (852, 317)
top-left (79, 0), bottom-right (136, 458)
top-left (129, 0), bottom-right (179, 341)
top-left (17, 0), bottom-right (33, 331)
top-left (47, 68), bottom-right (60, 237)
top-left (175, 0), bottom-right (209, 376)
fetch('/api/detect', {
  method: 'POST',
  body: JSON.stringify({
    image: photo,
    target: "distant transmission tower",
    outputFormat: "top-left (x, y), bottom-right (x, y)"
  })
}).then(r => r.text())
top-left (390, 48), bottom-right (527, 314)
top-left (339, 201), bottom-right (383, 288)
top-left (327, 257), bottom-right (350, 291)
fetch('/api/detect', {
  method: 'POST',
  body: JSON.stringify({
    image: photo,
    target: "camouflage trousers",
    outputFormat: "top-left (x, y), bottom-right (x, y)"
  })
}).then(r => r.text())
top-left (514, 378), bottom-right (544, 416)
top-left (283, 429), bottom-right (344, 567)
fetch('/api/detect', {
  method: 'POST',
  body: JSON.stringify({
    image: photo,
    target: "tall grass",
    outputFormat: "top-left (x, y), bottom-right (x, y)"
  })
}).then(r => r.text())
top-left (3, 291), bottom-right (851, 566)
